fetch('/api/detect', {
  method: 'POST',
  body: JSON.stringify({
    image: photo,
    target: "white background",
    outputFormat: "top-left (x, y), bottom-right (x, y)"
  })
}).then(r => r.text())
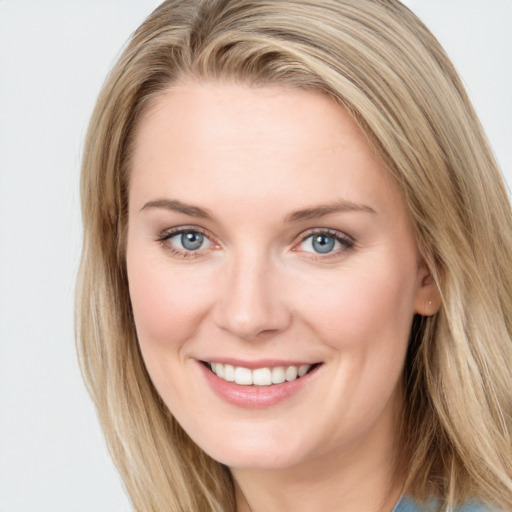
top-left (0, 1), bottom-right (510, 511)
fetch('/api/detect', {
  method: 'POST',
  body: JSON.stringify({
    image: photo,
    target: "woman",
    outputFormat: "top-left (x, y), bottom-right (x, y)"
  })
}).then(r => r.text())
top-left (76, 1), bottom-right (512, 510)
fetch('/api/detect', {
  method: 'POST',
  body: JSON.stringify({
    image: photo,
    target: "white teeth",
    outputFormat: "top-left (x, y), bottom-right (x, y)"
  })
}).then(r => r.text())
top-left (224, 364), bottom-right (235, 382)
top-left (298, 364), bottom-right (309, 377)
top-left (209, 363), bottom-right (313, 386)
top-left (216, 363), bottom-right (225, 379)
top-left (234, 366), bottom-right (253, 385)
top-left (252, 367), bottom-right (272, 386)
top-left (285, 366), bottom-right (298, 381)
top-left (271, 366), bottom-right (286, 384)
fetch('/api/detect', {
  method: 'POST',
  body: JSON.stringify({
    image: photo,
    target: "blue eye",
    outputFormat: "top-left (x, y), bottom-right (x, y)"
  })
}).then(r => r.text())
top-left (312, 234), bottom-right (336, 253)
top-left (298, 231), bottom-right (353, 255)
top-left (302, 234), bottom-right (339, 254)
top-left (180, 231), bottom-right (205, 250)
top-left (162, 229), bottom-right (212, 253)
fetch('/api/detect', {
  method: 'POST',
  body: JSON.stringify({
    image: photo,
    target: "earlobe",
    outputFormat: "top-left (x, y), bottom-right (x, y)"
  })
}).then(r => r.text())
top-left (414, 264), bottom-right (441, 317)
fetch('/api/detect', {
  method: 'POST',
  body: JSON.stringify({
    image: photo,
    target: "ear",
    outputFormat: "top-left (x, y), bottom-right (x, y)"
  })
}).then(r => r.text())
top-left (413, 260), bottom-right (441, 317)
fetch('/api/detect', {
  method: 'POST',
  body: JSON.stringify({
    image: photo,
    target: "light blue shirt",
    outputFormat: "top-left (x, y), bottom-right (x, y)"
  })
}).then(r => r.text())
top-left (393, 495), bottom-right (492, 512)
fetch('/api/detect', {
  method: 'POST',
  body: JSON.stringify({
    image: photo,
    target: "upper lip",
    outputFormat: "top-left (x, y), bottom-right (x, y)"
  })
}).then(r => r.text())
top-left (200, 358), bottom-right (322, 369)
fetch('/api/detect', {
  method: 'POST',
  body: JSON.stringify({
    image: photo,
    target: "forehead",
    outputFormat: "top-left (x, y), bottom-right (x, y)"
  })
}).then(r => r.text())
top-left (128, 81), bottom-right (404, 221)
top-left (132, 81), bottom-right (361, 160)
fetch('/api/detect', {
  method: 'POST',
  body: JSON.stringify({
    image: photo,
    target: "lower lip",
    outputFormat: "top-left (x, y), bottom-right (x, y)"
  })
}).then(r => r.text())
top-left (198, 362), bottom-right (321, 408)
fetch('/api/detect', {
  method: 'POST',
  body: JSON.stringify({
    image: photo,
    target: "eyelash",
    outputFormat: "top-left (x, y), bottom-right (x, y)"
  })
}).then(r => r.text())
top-left (156, 227), bottom-right (355, 260)
top-left (156, 226), bottom-right (215, 259)
top-left (295, 229), bottom-right (355, 260)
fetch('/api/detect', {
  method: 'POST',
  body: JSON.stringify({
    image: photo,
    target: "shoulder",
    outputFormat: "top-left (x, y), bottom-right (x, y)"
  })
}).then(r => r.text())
top-left (393, 496), bottom-right (498, 512)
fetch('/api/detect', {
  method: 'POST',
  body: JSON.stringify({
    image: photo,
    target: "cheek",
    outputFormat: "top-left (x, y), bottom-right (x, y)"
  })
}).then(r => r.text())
top-left (292, 259), bottom-right (417, 431)
top-left (294, 257), bottom-right (418, 351)
top-left (126, 250), bottom-right (213, 354)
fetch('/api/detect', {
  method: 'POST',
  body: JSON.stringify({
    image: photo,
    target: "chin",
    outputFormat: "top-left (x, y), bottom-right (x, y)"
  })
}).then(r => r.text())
top-left (190, 423), bottom-right (310, 471)
top-left (208, 445), bottom-right (305, 471)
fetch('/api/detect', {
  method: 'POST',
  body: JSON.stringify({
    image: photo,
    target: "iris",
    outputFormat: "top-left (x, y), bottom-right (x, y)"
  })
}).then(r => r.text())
top-left (311, 234), bottom-right (335, 253)
top-left (181, 232), bottom-right (204, 250)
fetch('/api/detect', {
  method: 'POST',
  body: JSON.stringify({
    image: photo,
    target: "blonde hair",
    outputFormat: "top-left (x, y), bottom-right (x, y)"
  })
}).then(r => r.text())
top-left (76, 1), bottom-right (512, 510)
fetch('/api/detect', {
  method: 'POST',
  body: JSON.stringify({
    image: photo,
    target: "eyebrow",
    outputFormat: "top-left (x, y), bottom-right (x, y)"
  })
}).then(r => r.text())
top-left (140, 197), bottom-right (376, 222)
top-left (140, 199), bottom-right (213, 219)
top-left (284, 200), bottom-right (377, 223)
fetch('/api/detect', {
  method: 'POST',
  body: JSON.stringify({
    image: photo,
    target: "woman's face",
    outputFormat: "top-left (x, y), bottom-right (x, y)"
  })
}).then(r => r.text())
top-left (126, 82), bottom-right (435, 471)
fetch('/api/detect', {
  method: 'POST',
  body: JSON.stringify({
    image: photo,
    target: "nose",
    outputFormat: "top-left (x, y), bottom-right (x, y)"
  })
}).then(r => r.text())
top-left (212, 249), bottom-right (292, 340)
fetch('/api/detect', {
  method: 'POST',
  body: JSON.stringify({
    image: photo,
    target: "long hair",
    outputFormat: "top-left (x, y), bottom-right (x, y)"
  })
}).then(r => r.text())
top-left (76, 1), bottom-right (512, 510)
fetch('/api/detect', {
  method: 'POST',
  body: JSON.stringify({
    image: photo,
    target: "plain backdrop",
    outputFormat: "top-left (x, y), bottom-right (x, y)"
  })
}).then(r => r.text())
top-left (0, 1), bottom-right (510, 511)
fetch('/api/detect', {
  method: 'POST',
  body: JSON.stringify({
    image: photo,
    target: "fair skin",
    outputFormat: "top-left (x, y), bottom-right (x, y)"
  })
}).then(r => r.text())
top-left (126, 81), bottom-right (439, 512)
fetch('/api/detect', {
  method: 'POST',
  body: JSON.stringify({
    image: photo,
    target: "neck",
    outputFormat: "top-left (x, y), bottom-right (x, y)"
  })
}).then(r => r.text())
top-left (234, 449), bottom-right (403, 512)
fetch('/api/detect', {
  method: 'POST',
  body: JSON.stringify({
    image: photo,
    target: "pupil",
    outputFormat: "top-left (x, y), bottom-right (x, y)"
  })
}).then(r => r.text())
top-left (181, 232), bottom-right (203, 250)
top-left (312, 235), bottom-right (335, 254)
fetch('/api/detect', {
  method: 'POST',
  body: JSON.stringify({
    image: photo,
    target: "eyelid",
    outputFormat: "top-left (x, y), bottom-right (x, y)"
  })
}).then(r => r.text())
top-left (293, 228), bottom-right (355, 257)
top-left (297, 228), bottom-right (354, 244)
top-left (156, 225), bottom-right (219, 258)
top-left (296, 227), bottom-right (353, 242)
top-left (157, 225), bottom-right (210, 240)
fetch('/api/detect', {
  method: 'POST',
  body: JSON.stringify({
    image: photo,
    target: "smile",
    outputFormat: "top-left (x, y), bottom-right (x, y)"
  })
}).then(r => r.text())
top-left (199, 360), bottom-right (323, 408)
top-left (206, 362), bottom-right (319, 386)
